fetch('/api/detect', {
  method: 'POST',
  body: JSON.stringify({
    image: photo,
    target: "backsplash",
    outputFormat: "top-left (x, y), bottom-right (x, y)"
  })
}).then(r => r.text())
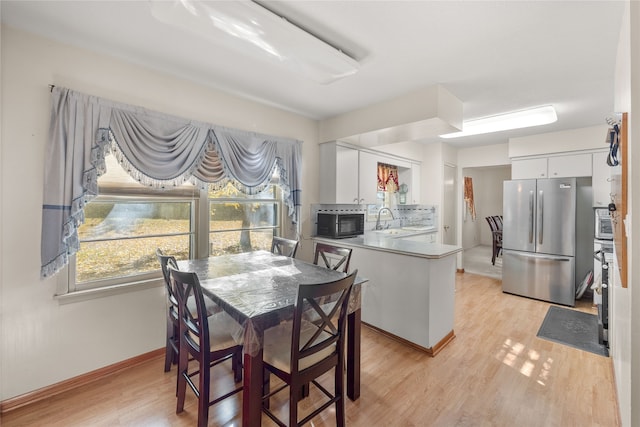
top-left (310, 203), bottom-right (438, 234)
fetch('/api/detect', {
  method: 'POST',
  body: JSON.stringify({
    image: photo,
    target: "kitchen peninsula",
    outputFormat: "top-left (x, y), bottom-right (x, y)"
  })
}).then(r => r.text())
top-left (313, 231), bottom-right (461, 356)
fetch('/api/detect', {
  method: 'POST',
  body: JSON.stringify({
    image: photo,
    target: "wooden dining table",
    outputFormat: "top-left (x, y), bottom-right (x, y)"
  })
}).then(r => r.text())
top-left (177, 250), bottom-right (365, 427)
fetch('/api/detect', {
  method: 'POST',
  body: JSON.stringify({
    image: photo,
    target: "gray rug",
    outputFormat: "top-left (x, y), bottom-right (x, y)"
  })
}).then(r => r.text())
top-left (537, 306), bottom-right (608, 357)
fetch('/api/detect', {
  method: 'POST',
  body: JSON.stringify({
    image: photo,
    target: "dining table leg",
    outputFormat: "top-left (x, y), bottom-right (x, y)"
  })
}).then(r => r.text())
top-left (346, 307), bottom-right (361, 401)
top-left (242, 348), bottom-right (264, 427)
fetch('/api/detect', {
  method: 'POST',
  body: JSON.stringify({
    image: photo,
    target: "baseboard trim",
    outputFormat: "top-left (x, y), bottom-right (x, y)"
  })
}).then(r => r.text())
top-left (0, 348), bottom-right (164, 414)
top-left (363, 323), bottom-right (455, 357)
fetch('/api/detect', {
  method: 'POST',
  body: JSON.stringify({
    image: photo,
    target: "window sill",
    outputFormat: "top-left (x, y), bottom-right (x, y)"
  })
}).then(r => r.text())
top-left (54, 278), bottom-right (164, 305)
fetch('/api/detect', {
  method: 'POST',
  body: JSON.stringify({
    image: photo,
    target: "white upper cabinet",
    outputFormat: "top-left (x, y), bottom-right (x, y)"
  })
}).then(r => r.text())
top-left (319, 141), bottom-right (421, 205)
top-left (592, 150), bottom-right (611, 208)
top-left (319, 142), bottom-right (359, 204)
top-left (548, 153), bottom-right (592, 178)
top-left (512, 153), bottom-right (593, 180)
top-left (357, 151), bottom-right (379, 204)
top-left (511, 157), bottom-right (548, 179)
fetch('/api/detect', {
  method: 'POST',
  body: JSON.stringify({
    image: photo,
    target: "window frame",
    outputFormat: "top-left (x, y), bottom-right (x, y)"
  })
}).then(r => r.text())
top-left (55, 178), bottom-right (285, 304)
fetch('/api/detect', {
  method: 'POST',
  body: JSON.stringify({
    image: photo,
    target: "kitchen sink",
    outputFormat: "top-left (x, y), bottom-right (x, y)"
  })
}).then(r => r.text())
top-left (374, 229), bottom-right (403, 235)
top-left (401, 226), bottom-right (435, 232)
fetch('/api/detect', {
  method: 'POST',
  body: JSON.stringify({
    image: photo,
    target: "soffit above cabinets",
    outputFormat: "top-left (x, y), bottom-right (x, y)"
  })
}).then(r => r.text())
top-left (318, 85), bottom-right (462, 148)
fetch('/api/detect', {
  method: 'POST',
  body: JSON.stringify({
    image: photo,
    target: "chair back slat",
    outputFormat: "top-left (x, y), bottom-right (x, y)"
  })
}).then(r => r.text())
top-left (271, 236), bottom-right (299, 258)
top-left (291, 270), bottom-right (357, 371)
top-left (313, 243), bottom-right (353, 273)
top-left (169, 268), bottom-right (209, 355)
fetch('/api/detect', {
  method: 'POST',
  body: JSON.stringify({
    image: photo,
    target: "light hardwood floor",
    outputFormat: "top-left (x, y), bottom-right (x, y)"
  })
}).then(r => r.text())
top-left (1, 272), bottom-right (619, 426)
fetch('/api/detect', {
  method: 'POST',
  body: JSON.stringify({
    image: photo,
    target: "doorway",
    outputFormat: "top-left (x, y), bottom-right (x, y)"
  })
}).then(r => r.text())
top-left (461, 165), bottom-right (511, 279)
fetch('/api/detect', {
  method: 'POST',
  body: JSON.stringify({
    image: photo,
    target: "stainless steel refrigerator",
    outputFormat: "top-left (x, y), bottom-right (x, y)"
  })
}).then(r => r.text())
top-left (502, 178), bottom-right (593, 306)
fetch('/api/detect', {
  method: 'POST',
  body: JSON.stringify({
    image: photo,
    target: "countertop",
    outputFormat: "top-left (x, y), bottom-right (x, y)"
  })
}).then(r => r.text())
top-left (313, 230), bottom-right (462, 259)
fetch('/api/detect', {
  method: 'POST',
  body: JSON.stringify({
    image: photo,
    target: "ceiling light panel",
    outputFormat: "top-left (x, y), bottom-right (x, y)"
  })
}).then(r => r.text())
top-left (440, 105), bottom-right (557, 138)
top-left (149, 0), bottom-right (359, 84)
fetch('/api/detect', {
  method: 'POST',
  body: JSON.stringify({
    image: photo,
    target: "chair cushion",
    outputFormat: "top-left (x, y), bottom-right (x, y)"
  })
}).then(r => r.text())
top-left (186, 295), bottom-right (222, 317)
top-left (185, 311), bottom-right (242, 352)
top-left (263, 320), bottom-right (336, 374)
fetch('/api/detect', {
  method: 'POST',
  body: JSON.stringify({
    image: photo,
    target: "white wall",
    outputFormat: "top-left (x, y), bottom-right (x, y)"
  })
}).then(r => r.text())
top-left (0, 26), bottom-right (319, 401)
top-left (610, 2), bottom-right (639, 426)
top-left (455, 143), bottom-right (510, 264)
top-left (629, 4), bottom-right (640, 425)
top-left (461, 166), bottom-right (511, 249)
top-left (509, 124), bottom-right (610, 158)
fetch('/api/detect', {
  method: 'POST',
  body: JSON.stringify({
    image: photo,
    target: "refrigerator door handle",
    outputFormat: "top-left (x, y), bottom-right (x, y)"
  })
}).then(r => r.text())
top-left (538, 190), bottom-right (544, 245)
top-left (529, 190), bottom-right (534, 243)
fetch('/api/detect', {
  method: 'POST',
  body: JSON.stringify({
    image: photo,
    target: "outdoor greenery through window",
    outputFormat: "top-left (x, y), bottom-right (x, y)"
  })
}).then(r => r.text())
top-left (72, 154), bottom-right (282, 291)
top-left (208, 183), bottom-right (281, 256)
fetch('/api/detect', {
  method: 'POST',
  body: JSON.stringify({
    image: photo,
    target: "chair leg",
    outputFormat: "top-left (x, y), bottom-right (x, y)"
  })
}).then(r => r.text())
top-left (491, 242), bottom-right (497, 265)
top-left (198, 356), bottom-right (210, 427)
top-left (335, 365), bottom-right (346, 427)
top-left (176, 347), bottom-right (188, 414)
top-left (232, 349), bottom-right (242, 383)
top-left (165, 322), bottom-right (178, 372)
top-left (262, 369), bottom-right (270, 410)
top-left (289, 384), bottom-right (299, 427)
top-left (164, 339), bottom-right (174, 372)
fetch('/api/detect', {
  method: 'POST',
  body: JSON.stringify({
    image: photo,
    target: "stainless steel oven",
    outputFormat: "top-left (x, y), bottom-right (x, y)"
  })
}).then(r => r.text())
top-left (595, 208), bottom-right (613, 240)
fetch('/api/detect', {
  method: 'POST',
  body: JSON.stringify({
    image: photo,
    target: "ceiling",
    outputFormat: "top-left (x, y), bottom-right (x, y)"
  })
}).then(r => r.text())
top-left (0, 1), bottom-right (626, 148)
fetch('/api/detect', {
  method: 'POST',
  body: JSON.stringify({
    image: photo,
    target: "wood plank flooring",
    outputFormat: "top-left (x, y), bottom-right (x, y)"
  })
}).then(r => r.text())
top-left (1, 272), bottom-right (619, 426)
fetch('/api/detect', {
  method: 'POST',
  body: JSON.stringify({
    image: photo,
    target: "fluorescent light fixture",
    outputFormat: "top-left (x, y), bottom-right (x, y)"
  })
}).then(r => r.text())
top-left (149, 0), bottom-right (359, 84)
top-left (439, 105), bottom-right (557, 138)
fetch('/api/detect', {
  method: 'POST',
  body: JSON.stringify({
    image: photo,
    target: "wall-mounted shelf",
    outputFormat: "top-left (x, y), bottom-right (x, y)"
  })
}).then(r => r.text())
top-left (609, 112), bottom-right (628, 288)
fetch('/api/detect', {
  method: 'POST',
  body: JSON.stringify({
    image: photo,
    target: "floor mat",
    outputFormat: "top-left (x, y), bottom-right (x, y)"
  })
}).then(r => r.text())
top-left (536, 305), bottom-right (608, 357)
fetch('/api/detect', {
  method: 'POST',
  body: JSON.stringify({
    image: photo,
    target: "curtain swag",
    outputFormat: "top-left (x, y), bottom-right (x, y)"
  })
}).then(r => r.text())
top-left (41, 87), bottom-right (303, 278)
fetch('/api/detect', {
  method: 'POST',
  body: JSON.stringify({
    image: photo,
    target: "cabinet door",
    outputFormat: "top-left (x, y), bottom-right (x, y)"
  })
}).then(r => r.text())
top-left (511, 158), bottom-right (548, 179)
top-left (335, 145), bottom-right (360, 203)
top-left (410, 164), bottom-right (421, 204)
top-left (548, 153), bottom-right (592, 178)
top-left (592, 151), bottom-right (611, 207)
top-left (358, 151), bottom-right (379, 204)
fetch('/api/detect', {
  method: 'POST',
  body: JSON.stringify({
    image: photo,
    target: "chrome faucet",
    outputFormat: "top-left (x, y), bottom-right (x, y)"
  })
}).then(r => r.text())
top-left (375, 207), bottom-right (395, 230)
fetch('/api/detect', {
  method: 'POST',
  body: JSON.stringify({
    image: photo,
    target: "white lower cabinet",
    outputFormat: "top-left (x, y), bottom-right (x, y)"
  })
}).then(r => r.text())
top-left (353, 246), bottom-right (456, 351)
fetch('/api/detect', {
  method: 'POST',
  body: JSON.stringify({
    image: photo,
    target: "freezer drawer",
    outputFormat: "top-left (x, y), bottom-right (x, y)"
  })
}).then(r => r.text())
top-left (502, 249), bottom-right (575, 306)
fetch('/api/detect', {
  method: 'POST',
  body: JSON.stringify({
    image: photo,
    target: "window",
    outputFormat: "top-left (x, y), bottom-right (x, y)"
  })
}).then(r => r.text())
top-left (208, 183), bottom-right (281, 256)
top-left (65, 155), bottom-right (282, 295)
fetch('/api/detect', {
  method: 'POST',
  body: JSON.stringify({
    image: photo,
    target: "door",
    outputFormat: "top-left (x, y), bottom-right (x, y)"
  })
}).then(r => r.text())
top-left (536, 178), bottom-right (576, 256)
top-left (502, 179), bottom-right (537, 253)
top-left (442, 164), bottom-right (456, 245)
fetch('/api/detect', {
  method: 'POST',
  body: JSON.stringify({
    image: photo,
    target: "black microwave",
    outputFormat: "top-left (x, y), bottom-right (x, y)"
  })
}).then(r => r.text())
top-left (317, 213), bottom-right (365, 238)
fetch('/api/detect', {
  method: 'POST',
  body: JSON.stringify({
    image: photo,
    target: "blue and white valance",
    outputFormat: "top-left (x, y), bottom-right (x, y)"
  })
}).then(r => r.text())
top-left (42, 87), bottom-right (302, 278)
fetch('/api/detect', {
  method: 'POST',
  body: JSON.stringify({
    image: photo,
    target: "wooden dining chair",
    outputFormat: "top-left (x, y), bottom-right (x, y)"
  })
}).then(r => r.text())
top-left (485, 216), bottom-right (503, 265)
top-left (271, 236), bottom-right (300, 258)
top-left (156, 248), bottom-right (182, 373)
top-left (313, 242), bottom-right (353, 273)
top-left (157, 248), bottom-right (224, 373)
top-left (261, 270), bottom-right (357, 427)
top-left (169, 267), bottom-right (244, 427)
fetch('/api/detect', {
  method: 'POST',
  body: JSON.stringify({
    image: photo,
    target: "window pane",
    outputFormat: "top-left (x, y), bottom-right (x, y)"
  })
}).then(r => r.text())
top-left (209, 202), bottom-right (278, 231)
top-left (77, 199), bottom-right (193, 285)
top-left (209, 230), bottom-right (274, 256)
top-left (80, 201), bottom-right (191, 240)
top-left (208, 182), bottom-right (276, 199)
top-left (76, 235), bottom-right (190, 283)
